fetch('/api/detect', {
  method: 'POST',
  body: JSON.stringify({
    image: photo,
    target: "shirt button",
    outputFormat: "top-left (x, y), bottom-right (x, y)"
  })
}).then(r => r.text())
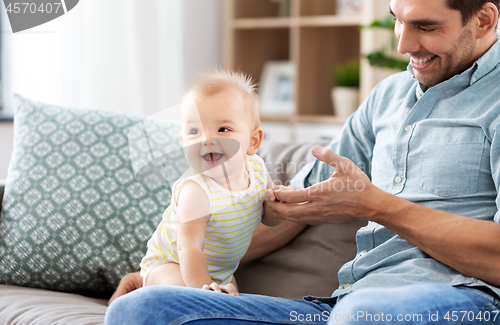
top-left (343, 283), bottom-right (351, 289)
top-left (404, 125), bottom-right (412, 132)
top-left (360, 250), bottom-right (368, 256)
top-left (394, 176), bottom-right (402, 184)
top-left (472, 77), bottom-right (477, 83)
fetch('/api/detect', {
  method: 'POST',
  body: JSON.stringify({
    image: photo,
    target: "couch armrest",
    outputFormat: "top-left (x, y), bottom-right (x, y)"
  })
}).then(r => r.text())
top-left (258, 139), bottom-right (330, 185)
top-left (0, 179), bottom-right (4, 212)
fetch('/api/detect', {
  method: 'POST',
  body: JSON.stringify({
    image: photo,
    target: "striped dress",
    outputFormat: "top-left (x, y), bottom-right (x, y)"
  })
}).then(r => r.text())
top-left (140, 154), bottom-right (267, 285)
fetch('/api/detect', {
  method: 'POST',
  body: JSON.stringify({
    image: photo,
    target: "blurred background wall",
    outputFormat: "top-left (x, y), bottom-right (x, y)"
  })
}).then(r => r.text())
top-left (0, 0), bottom-right (224, 179)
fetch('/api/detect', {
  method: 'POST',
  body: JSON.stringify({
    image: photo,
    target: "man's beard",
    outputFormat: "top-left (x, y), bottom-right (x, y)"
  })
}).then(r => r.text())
top-left (410, 27), bottom-right (476, 90)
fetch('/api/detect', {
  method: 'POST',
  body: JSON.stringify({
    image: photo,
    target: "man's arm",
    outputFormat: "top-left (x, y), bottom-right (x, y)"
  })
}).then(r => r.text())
top-left (241, 220), bottom-right (307, 264)
top-left (108, 272), bottom-right (142, 305)
top-left (374, 188), bottom-right (500, 287)
top-left (270, 146), bottom-right (500, 287)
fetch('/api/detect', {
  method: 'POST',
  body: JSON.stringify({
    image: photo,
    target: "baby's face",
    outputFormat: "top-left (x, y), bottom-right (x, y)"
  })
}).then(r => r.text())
top-left (180, 90), bottom-right (254, 179)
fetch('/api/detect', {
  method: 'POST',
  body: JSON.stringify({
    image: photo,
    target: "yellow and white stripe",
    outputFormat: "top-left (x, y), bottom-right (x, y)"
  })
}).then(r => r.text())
top-left (140, 154), bottom-right (267, 285)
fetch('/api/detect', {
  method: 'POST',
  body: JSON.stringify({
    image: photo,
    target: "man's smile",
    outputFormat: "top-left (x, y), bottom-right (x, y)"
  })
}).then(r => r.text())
top-left (410, 55), bottom-right (438, 71)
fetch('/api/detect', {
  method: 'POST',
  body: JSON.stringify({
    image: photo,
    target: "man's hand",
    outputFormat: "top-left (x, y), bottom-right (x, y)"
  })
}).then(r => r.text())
top-left (108, 272), bottom-right (143, 306)
top-left (268, 146), bottom-right (376, 225)
top-left (264, 184), bottom-right (291, 203)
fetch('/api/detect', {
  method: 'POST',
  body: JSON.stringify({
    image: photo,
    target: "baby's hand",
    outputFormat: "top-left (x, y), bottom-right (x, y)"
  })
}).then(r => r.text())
top-left (265, 185), bottom-right (288, 202)
top-left (265, 189), bottom-right (277, 202)
top-left (202, 282), bottom-right (239, 296)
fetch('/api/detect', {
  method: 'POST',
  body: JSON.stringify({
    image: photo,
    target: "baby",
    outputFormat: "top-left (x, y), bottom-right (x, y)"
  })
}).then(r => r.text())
top-left (139, 69), bottom-right (281, 295)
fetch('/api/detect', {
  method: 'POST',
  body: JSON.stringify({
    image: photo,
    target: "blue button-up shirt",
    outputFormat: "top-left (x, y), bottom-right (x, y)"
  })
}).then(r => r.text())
top-left (292, 37), bottom-right (500, 299)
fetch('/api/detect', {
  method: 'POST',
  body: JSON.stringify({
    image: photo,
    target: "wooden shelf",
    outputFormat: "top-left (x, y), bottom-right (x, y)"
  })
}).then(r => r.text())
top-left (297, 15), bottom-right (362, 27)
top-left (296, 115), bottom-right (347, 124)
top-left (233, 15), bottom-right (362, 30)
top-left (233, 17), bottom-right (291, 29)
top-left (261, 115), bottom-right (292, 123)
top-left (261, 114), bottom-right (349, 125)
top-left (224, 0), bottom-right (391, 125)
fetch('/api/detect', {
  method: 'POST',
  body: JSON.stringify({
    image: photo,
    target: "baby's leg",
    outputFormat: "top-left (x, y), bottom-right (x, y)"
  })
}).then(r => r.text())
top-left (145, 261), bottom-right (186, 287)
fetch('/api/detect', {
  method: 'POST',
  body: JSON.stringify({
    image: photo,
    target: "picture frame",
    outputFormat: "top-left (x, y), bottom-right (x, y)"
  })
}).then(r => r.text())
top-left (336, 0), bottom-right (363, 16)
top-left (259, 61), bottom-right (295, 117)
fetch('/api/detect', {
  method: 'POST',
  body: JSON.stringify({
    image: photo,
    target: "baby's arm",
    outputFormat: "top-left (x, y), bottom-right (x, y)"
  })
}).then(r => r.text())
top-left (261, 171), bottom-right (283, 226)
top-left (175, 180), bottom-right (213, 288)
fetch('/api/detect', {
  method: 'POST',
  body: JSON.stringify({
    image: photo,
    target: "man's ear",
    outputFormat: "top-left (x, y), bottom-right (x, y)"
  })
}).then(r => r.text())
top-left (247, 128), bottom-right (264, 156)
top-left (180, 134), bottom-right (184, 146)
top-left (475, 2), bottom-right (498, 39)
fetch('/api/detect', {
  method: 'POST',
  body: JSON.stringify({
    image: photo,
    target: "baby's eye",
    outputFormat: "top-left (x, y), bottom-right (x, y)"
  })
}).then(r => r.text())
top-left (218, 127), bottom-right (231, 133)
top-left (189, 128), bottom-right (200, 135)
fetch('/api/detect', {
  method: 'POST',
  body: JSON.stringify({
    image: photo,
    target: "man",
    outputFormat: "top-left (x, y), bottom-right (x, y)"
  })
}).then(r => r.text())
top-left (105, 0), bottom-right (500, 324)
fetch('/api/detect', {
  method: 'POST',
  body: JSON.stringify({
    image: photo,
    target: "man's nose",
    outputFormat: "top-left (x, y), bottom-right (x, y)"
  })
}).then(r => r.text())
top-left (396, 24), bottom-right (420, 55)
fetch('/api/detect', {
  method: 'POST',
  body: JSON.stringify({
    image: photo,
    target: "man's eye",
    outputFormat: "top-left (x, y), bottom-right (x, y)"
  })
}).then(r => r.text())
top-left (189, 128), bottom-right (200, 135)
top-left (419, 27), bottom-right (435, 32)
top-left (218, 127), bottom-right (230, 132)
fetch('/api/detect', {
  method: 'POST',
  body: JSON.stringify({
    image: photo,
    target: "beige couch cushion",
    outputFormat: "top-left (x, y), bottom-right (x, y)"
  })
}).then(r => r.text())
top-left (0, 285), bottom-right (107, 325)
top-left (236, 221), bottom-right (366, 299)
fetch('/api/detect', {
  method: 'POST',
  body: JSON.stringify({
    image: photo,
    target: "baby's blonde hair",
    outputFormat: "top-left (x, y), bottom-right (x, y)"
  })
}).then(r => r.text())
top-left (184, 69), bottom-right (260, 129)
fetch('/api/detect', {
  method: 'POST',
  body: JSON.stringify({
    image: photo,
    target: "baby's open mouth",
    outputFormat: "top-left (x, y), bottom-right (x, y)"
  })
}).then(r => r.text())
top-left (202, 152), bottom-right (224, 165)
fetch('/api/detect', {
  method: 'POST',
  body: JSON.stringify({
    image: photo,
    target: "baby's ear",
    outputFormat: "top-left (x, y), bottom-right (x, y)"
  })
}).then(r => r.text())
top-left (247, 128), bottom-right (263, 155)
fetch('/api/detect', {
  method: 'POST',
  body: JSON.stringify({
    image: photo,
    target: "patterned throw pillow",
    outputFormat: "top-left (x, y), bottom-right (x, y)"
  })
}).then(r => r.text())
top-left (0, 95), bottom-right (187, 297)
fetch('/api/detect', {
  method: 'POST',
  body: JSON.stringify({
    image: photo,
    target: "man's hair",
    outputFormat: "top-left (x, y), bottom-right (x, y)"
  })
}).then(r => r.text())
top-left (446, 0), bottom-right (500, 25)
top-left (185, 69), bottom-right (260, 129)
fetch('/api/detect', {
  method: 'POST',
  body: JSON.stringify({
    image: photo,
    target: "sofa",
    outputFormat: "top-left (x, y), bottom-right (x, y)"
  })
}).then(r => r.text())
top-left (0, 95), bottom-right (366, 324)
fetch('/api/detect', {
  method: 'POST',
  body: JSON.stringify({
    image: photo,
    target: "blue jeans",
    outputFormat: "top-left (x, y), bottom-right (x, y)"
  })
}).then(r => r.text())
top-left (327, 285), bottom-right (500, 324)
top-left (105, 284), bottom-right (500, 325)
